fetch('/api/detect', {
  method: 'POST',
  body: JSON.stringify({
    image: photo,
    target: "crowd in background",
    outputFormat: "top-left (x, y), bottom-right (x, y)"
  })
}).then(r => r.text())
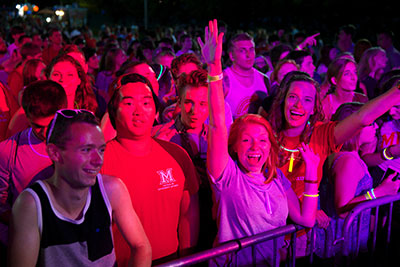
top-left (1, 15), bottom-right (400, 266)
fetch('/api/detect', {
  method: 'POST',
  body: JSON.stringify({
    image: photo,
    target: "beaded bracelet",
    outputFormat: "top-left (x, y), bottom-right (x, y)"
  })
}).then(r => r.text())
top-left (382, 147), bottom-right (394, 160)
top-left (207, 73), bottom-right (223, 83)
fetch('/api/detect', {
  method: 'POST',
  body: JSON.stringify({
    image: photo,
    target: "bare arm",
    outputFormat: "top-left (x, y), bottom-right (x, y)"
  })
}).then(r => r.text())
top-left (198, 19), bottom-right (228, 179)
top-left (178, 190), bottom-right (199, 255)
top-left (334, 85), bottom-right (400, 146)
top-left (362, 144), bottom-right (400, 167)
top-left (333, 154), bottom-right (400, 218)
top-left (287, 143), bottom-right (319, 227)
top-left (8, 191), bottom-right (40, 267)
top-left (103, 175), bottom-right (152, 267)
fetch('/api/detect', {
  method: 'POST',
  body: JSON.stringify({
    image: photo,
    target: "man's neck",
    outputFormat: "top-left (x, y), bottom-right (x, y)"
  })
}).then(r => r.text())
top-left (178, 116), bottom-right (204, 135)
top-left (231, 65), bottom-right (254, 77)
top-left (116, 135), bottom-right (153, 156)
top-left (45, 177), bottom-right (90, 220)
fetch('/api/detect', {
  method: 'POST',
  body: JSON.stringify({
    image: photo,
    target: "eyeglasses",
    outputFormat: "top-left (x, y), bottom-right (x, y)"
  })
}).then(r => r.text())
top-left (46, 109), bottom-right (95, 144)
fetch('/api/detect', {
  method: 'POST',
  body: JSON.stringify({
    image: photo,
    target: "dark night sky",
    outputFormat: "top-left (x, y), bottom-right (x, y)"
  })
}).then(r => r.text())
top-left (5, 0), bottom-right (399, 44)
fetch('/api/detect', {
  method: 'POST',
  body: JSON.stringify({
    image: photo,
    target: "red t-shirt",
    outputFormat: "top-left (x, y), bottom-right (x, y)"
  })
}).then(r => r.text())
top-left (101, 138), bottom-right (198, 263)
top-left (278, 121), bottom-right (342, 198)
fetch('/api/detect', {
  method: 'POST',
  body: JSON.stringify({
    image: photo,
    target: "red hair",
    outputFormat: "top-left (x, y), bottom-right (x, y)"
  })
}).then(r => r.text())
top-left (228, 114), bottom-right (278, 183)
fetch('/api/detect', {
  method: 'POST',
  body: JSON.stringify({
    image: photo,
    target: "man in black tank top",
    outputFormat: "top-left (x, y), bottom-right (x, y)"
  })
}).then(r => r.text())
top-left (8, 109), bottom-right (151, 267)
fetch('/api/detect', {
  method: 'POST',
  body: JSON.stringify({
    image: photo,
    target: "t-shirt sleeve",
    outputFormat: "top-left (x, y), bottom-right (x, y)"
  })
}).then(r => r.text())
top-left (313, 121), bottom-right (342, 155)
top-left (276, 168), bottom-right (291, 191)
top-left (207, 157), bottom-right (236, 191)
top-left (180, 150), bottom-right (199, 195)
top-left (158, 139), bottom-right (200, 195)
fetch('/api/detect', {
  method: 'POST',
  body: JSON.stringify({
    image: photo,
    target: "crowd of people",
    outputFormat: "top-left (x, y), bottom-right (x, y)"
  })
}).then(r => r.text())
top-left (1, 15), bottom-right (400, 266)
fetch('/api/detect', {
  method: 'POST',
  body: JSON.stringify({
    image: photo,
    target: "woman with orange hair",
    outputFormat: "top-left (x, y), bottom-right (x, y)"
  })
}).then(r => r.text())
top-left (198, 19), bottom-right (319, 266)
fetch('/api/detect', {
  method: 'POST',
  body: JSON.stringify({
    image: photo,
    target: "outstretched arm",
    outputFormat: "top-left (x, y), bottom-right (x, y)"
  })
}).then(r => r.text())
top-left (104, 176), bottom-right (152, 267)
top-left (334, 84), bottom-right (400, 146)
top-left (198, 19), bottom-right (227, 179)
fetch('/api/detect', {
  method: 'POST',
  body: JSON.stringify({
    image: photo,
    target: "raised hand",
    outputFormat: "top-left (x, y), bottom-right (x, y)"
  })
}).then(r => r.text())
top-left (297, 33), bottom-right (320, 50)
top-left (197, 19), bottom-right (224, 66)
top-left (299, 142), bottom-right (320, 174)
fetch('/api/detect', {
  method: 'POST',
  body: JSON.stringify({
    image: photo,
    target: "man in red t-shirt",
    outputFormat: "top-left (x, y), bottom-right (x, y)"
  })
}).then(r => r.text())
top-left (101, 73), bottom-right (199, 266)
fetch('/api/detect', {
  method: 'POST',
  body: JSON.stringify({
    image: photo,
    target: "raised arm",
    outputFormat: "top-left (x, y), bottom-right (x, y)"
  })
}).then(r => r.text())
top-left (287, 143), bottom-right (319, 227)
top-left (8, 191), bottom-right (40, 267)
top-left (104, 175), bottom-right (152, 267)
top-left (197, 19), bottom-right (227, 179)
top-left (334, 84), bottom-right (400, 146)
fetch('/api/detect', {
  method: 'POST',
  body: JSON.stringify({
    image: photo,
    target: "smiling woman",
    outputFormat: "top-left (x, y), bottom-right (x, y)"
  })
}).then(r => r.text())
top-left (46, 54), bottom-right (98, 115)
top-left (200, 19), bottom-right (319, 266)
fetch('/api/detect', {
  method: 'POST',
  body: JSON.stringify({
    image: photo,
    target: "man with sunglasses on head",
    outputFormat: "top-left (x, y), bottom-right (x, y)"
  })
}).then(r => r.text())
top-left (101, 73), bottom-right (199, 265)
top-left (0, 80), bottom-right (67, 263)
top-left (8, 109), bottom-right (152, 267)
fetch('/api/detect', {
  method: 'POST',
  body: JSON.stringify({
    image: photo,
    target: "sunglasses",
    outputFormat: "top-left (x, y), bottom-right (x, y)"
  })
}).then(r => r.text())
top-left (114, 73), bottom-right (152, 92)
top-left (46, 109), bottom-right (95, 144)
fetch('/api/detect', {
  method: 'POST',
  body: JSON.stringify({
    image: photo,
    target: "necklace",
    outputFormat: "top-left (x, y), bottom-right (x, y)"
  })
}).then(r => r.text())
top-left (28, 128), bottom-right (49, 158)
top-left (280, 145), bottom-right (299, 173)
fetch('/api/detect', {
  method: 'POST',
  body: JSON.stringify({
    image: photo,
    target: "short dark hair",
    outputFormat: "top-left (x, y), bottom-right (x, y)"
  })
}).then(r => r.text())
top-left (228, 32), bottom-right (254, 53)
top-left (46, 110), bottom-right (99, 148)
top-left (20, 42), bottom-right (41, 60)
top-left (22, 80), bottom-right (67, 119)
top-left (48, 28), bottom-right (61, 37)
top-left (176, 69), bottom-right (208, 98)
top-left (285, 50), bottom-right (311, 66)
top-left (11, 25), bottom-right (24, 36)
top-left (152, 47), bottom-right (175, 63)
top-left (18, 35), bottom-right (31, 45)
top-left (108, 73), bottom-right (160, 129)
top-left (339, 24), bottom-right (356, 37)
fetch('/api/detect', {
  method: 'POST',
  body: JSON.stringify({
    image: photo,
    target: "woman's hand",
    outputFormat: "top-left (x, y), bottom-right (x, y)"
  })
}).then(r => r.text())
top-left (197, 19), bottom-right (224, 66)
top-left (376, 170), bottom-right (400, 196)
top-left (299, 143), bottom-right (320, 175)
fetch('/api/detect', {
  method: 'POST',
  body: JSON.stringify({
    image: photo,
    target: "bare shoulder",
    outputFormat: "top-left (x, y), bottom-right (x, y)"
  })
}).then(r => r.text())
top-left (100, 174), bottom-right (129, 203)
top-left (333, 152), bottom-right (364, 174)
top-left (12, 190), bottom-right (38, 221)
top-left (101, 174), bottom-right (126, 192)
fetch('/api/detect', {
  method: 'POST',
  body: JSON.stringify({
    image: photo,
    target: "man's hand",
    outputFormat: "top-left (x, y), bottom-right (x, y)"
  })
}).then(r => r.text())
top-left (197, 19), bottom-right (224, 66)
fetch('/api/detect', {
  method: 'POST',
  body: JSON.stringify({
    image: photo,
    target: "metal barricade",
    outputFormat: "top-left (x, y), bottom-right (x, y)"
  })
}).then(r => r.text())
top-left (155, 193), bottom-right (400, 266)
top-left (342, 193), bottom-right (400, 261)
top-left (155, 224), bottom-right (306, 267)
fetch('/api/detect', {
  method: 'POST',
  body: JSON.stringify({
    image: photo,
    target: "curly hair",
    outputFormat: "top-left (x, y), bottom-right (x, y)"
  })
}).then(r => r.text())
top-left (175, 69), bottom-right (208, 98)
top-left (46, 54), bottom-right (98, 115)
top-left (170, 53), bottom-right (202, 80)
top-left (268, 71), bottom-right (325, 145)
top-left (228, 114), bottom-right (278, 183)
